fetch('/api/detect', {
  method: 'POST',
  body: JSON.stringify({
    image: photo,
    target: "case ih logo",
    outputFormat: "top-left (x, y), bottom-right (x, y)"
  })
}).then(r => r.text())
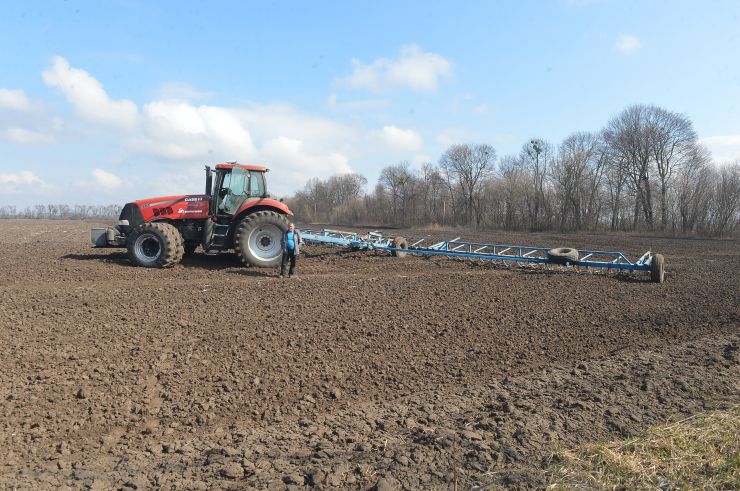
top-left (184, 197), bottom-right (204, 202)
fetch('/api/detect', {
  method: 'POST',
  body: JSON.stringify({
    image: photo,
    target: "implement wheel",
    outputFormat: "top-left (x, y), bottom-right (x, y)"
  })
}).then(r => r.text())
top-left (127, 222), bottom-right (184, 268)
top-left (650, 254), bottom-right (665, 283)
top-left (392, 236), bottom-right (408, 258)
top-left (547, 247), bottom-right (579, 265)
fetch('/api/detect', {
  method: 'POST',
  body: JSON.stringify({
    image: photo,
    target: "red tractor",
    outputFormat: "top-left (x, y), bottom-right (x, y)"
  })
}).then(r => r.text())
top-left (91, 163), bottom-right (293, 268)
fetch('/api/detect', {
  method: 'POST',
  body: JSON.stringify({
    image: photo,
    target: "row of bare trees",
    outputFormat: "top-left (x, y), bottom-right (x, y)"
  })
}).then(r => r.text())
top-left (288, 104), bottom-right (740, 235)
top-left (0, 204), bottom-right (121, 219)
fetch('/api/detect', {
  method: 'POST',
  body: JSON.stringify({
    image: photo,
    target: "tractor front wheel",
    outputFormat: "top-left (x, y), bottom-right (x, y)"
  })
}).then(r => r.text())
top-left (127, 222), bottom-right (185, 268)
top-left (234, 211), bottom-right (289, 267)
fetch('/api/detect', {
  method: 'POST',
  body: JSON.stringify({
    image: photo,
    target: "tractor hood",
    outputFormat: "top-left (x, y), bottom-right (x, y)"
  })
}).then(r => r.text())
top-left (134, 194), bottom-right (210, 208)
top-left (134, 194), bottom-right (211, 221)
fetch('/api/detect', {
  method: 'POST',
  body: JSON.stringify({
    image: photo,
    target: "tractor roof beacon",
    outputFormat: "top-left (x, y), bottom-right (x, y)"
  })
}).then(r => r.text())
top-left (90, 163), bottom-right (293, 268)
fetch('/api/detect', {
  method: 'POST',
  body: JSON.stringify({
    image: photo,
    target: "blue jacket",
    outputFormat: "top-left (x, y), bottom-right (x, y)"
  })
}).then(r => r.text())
top-left (281, 230), bottom-right (300, 254)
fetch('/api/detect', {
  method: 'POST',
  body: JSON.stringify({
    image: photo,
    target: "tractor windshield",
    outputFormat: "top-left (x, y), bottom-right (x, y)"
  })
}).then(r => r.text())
top-left (219, 168), bottom-right (267, 214)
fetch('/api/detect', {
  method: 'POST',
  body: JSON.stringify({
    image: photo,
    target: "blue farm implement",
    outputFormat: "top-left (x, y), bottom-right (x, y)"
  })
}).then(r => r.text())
top-left (299, 228), bottom-right (666, 283)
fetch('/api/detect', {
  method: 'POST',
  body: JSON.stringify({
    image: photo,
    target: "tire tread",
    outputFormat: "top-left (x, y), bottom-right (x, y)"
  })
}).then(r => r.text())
top-left (127, 222), bottom-right (184, 268)
top-left (234, 211), bottom-right (289, 267)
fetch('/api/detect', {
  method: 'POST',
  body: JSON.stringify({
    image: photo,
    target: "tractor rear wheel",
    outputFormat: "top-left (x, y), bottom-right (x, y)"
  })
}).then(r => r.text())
top-left (547, 247), bottom-right (579, 264)
top-left (234, 211), bottom-right (289, 267)
top-left (650, 253), bottom-right (665, 283)
top-left (127, 222), bottom-right (184, 268)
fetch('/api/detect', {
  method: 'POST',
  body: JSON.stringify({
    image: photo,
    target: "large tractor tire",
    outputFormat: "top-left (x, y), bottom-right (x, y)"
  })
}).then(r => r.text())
top-left (546, 247), bottom-right (579, 265)
top-left (391, 236), bottom-right (409, 258)
top-left (650, 253), bottom-right (665, 283)
top-left (127, 222), bottom-right (185, 268)
top-left (234, 211), bottom-right (289, 267)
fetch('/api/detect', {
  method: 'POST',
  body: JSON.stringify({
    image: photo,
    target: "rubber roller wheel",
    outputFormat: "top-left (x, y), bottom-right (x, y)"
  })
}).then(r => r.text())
top-left (546, 247), bottom-right (579, 264)
top-left (391, 236), bottom-right (408, 258)
top-left (650, 253), bottom-right (665, 283)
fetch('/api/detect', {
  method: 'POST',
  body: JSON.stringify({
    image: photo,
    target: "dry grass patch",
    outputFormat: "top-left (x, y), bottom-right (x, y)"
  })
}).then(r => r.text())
top-left (544, 405), bottom-right (739, 490)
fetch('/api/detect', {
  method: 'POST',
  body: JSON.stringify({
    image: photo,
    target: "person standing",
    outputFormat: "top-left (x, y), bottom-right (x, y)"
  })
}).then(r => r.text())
top-left (279, 223), bottom-right (300, 278)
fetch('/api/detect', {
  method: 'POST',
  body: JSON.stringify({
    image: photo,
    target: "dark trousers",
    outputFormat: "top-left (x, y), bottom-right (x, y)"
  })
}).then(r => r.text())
top-left (280, 250), bottom-right (297, 276)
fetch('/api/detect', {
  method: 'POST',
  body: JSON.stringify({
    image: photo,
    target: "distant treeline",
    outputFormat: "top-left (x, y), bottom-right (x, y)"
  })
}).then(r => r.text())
top-left (4, 105), bottom-right (738, 236)
top-left (289, 104), bottom-right (740, 236)
top-left (0, 204), bottom-right (121, 220)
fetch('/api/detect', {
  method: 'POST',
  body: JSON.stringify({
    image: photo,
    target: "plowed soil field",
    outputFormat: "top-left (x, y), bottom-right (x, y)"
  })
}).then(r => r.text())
top-left (1, 219), bottom-right (738, 490)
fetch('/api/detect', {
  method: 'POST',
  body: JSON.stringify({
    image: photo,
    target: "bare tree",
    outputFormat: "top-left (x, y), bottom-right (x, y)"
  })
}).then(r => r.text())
top-left (419, 163), bottom-right (447, 224)
top-left (603, 153), bottom-right (629, 230)
top-left (649, 108), bottom-right (698, 229)
top-left (515, 138), bottom-right (554, 230)
top-left (711, 161), bottom-right (740, 235)
top-left (289, 173), bottom-right (367, 223)
top-left (296, 178), bottom-right (327, 219)
top-left (327, 174), bottom-right (368, 208)
top-left (676, 145), bottom-right (712, 233)
top-left (378, 162), bottom-right (419, 225)
top-left (439, 144), bottom-right (496, 227)
top-left (498, 155), bottom-right (529, 230)
top-left (551, 132), bottom-right (607, 230)
top-left (279, 103), bottom-right (737, 237)
top-left (604, 104), bottom-right (656, 228)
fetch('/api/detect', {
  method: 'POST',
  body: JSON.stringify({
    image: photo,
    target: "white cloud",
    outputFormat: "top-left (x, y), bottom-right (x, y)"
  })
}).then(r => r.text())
top-left (0, 171), bottom-right (49, 194)
top-left (237, 103), bottom-right (356, 145)
top-left (129, 100), bottom-right (356, 193)
top-left (614, 35), bottom-right (642, 55)
top-left (42, 56), bottom-right (140, 129)
top-left (0, 88), bottom-right (31, 111)
top-left (336, 44), bottom-right (452, 92)
top-left (375, 125), bottom-right (423, 151)
top-left (261, 136), bottom-right (351, 190)
top-left (150, 165), bottom-right (205, 197)
top-left (156, 82), bottom-right (214, 101)
top-left (30, 57), bottom-right (366, 197)
top-left (327, 92), bottom-right (391, 111)
top-left (128, 101), bottom-right (356, 188)
top-left (437, 128), bottom-right (475, 148)
top-left (72, 168), bottom-right (127, 196)
top-left (132, 101), bottom-right (257, 160)
top-left (91, 168), bottom-right (123, 190)
top-left (701, 135), bottom-right (740, 162)
top-left (4, 127), bottom-right (54, 145)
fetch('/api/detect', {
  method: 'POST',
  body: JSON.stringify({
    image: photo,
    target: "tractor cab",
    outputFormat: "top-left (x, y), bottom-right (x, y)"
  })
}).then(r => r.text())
top-left (206, 163), bottom-right (270, 217)
top-left (200, 162), bottom-right (292, 256)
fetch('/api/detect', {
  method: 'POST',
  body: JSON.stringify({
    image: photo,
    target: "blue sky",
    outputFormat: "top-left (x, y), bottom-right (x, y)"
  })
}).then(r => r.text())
top-left (1, 0), bottom-right (739, 206)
